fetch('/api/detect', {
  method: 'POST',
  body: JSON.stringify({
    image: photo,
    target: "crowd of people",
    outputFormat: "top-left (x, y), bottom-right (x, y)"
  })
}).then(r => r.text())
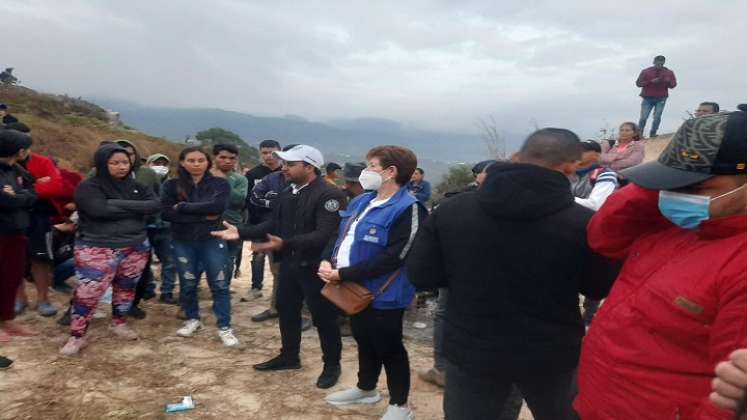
top-left (2, 61), bottom-right (747, 419)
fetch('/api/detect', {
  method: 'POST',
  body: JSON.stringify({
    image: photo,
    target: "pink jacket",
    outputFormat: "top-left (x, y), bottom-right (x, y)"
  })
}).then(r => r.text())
top-left (599, 141), bottom-right (645, 171)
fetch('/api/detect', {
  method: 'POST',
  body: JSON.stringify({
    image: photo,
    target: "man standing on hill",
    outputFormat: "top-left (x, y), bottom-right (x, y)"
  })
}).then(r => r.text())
top-left (244, 140), bottom-right (282, 299)
top-left (407, 168), bottom-right (431, 204)
top-left (636, 55), bottom-right (677, 138)
top-left (211, 144), bottom-right (248, 286)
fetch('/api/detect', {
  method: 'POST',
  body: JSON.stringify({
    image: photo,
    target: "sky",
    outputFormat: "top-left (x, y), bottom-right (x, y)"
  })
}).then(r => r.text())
top-left (2, 0), bottom-right (744, 138)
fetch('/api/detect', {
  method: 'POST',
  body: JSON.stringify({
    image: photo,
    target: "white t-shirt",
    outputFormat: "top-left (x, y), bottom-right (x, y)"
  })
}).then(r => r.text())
top-left (336, 197), bottom-right (391, 269)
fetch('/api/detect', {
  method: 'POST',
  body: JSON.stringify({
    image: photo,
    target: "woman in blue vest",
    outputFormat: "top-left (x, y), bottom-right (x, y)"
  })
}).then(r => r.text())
top-left (319, 145), bottom-right (427, 420)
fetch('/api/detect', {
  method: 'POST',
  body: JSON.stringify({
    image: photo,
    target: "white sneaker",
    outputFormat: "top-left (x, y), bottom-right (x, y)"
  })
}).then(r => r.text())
top-left (176, 319), bottom-right (202, 337)
top-left (325, 387), bottom-right (382, 406)
top-left (381, 404), bottom-right (414, 420)
top-left (218, 328), bottom-right (239, 347)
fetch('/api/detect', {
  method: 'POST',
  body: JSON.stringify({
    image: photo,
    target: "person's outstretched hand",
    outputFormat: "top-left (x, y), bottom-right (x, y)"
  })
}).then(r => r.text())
top-left (211, 221), bottom-right (240, 241)
top-left (251, 234), bottom-right (283, 253)
top-left (711, 349), bottom-right (747, 411)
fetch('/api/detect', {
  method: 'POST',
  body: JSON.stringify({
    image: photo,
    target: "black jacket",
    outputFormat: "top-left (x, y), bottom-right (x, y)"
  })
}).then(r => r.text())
top-left (161, 173), bottom-right (230, 242)
top-left (245, 164), bottom-right (281, 224)
top-left (75, 145), bottom-right (161, 248)
top-left (406, 163), bottom-right (619, 375)
top-left (0, 162), bottom-right (37, 235)
top-left (239, 176), bottom-right (346, 268)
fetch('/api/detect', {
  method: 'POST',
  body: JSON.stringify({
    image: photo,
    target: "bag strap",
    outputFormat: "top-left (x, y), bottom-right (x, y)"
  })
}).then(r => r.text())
top-left (375, 269), bottom-right (401, 296)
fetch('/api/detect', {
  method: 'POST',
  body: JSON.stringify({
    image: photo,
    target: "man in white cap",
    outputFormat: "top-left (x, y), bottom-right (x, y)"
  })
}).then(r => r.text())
top-left (213, 144), bottom-right (346, 389)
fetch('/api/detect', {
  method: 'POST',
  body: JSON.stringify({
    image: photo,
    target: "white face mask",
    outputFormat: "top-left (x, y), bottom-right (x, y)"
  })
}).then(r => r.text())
top-left (151, 165), bottom-right (169, 177)
top-left (359, 169), bottom-right (384, 191)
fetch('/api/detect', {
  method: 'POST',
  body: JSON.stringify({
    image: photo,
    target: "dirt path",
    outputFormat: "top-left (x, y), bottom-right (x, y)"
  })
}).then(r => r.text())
top-left (0, 249), bottom-right (533, 420)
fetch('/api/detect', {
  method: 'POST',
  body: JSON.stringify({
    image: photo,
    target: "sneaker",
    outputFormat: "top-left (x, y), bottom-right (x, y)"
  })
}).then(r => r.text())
top-left (110, 324), bottom-right (138, 340)
top-left (176, 320), bottom-right (202, 337)
top-left (57, 309), bottom-right (71, 326)
top-left (381, 404), bottom-right (414, 420)
top-left (0, 355), bottom-right (13, 369)
top-left (251, 309), bottom-right (278, 322)
top-left (325, 387), bottom-right (381, 406)
top-left (251, 289), bottom-right (263, 299)
top-left (128, 305), bottom-right (146, 320)
top-left (218, 328), bottom-right (239, 347)
top-left (159, 293), bottom-right (179, 305)
top-left (316, 364), bottom-right (341, 389)
top-left (418, 367), bottom-right (445, 387)
top-left (14, 300), bottom-right (28, 315)
top-left (37, 302), bottom-right (58, 317)
top-left (60, 336), bottom-right (87, 356)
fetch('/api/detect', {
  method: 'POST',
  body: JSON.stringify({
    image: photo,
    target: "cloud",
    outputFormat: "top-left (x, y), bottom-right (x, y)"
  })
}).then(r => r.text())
top-left (1, 0), bottom-right (744, 140)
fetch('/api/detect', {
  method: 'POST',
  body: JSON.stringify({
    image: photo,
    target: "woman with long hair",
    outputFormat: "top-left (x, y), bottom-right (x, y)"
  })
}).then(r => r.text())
top-left (161, 147), bottom-right (238, 347)
top-left (320, 145), bottom-right (427, 420)
top-left (60, 144), bottom-right (160, 355)
top-left (599, 122), bottom-right (646, 171)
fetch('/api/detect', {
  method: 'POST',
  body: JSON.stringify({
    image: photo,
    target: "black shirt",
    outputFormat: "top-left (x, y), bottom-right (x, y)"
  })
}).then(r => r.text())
top-left (246, 164), bottom-right (281, 224)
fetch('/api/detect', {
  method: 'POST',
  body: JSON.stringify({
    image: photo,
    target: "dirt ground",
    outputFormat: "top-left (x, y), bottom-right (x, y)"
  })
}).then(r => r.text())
top-left (0, 247), bottom-right (532, 420)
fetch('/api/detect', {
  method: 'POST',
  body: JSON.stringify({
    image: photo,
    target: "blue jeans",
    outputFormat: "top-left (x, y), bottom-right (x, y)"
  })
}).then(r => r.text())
top-left (172, 239), bottom-right (231, 329)
top-left (639, 97), bottom-right (667, 135)
top-left (54, 258), bottom-right (76, 288)
top-left (149, 228), bottom-right (176, 295)
top-left (225, 240), bottom-right (243, 286)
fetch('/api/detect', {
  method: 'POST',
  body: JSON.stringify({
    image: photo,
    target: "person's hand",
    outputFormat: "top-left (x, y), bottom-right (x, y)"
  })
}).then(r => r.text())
top-left (36, 176), bottom-right (51, 184)
top-left (211, 221), bottom-right (240, 241)
top-left (251, 234), bottom-right (283, 253)
top-left (711, 349), bottom-right (747, 411)
top-left (2, 185), bottom-right (15, 196)
top-left (318, 261), bottom-right (341, 284)
top-left (53, 222), bottom-right (76, 234)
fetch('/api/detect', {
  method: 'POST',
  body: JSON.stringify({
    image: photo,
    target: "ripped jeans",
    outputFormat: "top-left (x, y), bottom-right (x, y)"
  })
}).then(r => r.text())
top-left (172, 239), bottom-right (231, 329)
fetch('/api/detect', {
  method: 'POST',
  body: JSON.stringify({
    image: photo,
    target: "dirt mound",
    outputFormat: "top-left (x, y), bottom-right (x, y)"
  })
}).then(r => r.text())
top-left (0, 85), bottom-right (183, 172)
top-left (642, 134), bottom-right (673, 163)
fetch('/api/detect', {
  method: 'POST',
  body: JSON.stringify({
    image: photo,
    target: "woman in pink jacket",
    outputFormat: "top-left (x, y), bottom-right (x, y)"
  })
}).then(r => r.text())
top-left (599, 122), bottom-right (645, 171)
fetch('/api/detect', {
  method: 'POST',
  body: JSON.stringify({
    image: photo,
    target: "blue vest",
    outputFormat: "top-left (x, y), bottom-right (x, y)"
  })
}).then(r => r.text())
top-left (332, 188), bottom-right (420, 310)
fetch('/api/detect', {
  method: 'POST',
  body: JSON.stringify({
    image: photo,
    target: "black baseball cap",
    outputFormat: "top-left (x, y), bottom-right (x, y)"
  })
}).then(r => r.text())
top-left (342, 162), bottom-right (365, 182)
top-left (622, 110), bottom-right (747, 190)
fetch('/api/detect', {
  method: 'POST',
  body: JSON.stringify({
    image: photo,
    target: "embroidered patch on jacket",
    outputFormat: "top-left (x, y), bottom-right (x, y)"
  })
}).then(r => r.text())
top-left (324, 199), bottom-right (340, 212)
top-left (674, 296), bottom-right (704, 316)
top-left (363, 235), bottom-right (380, 243)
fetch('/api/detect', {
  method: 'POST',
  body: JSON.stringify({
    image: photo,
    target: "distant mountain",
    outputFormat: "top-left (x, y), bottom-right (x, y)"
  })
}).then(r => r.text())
top-left (92, 98), bottom-right (524, 181)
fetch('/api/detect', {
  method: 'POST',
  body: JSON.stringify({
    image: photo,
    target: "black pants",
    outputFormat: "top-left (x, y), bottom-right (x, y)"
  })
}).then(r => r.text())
top-left (351, 307), bottom-right (410, 406)
top-left (251, 251), bottom-right (266, 290)
top-left (277, 263), bottom-right (341, 366)
top-left (444, 362), bottom-right (577, 420)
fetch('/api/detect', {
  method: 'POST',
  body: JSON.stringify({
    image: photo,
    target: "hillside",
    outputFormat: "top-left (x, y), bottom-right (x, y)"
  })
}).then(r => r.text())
top-left (0, 85), bottom-right (183, 172)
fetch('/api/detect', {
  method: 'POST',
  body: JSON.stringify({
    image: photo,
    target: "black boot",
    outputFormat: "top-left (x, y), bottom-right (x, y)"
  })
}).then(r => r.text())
top-left (159, 293), bottom-right (178, 305)
top-left (253, 354), bottom-right (301, 371)
top-left (128, 305), bottom-right (146, 320)
top-left (316, 364), bottom-right (341, 389)
top-left (0, 355), bottom-right (13, 369)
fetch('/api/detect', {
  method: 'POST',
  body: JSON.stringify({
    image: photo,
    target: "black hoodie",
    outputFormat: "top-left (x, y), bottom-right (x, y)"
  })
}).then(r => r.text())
top-left (406, 163), bottom-right (619, 375)
top-left (74, 145), bottom-right (161, 248)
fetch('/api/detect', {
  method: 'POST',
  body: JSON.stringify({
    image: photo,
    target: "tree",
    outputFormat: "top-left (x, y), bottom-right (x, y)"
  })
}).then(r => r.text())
top-left (477, 116), bottom-right (506, 160)
top-left (433, 164), bottom-right (474, 202)
top-left (194, 127), bottom-right (259, 165)
top-left (0, 68), bottom-right (18, 85)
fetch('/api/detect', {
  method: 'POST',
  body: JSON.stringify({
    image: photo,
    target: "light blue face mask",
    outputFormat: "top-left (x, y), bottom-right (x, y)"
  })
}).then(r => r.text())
top-left (658, 184), bottom-right (747, 229)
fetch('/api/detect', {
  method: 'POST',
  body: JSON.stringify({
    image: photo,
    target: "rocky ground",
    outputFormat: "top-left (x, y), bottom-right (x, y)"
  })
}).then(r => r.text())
top-left (0, 247), bottom-right (534, 420)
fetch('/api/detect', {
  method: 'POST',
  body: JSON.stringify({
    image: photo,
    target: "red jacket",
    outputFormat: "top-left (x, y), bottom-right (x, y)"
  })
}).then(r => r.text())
top-left (636, 66), bottom-right (677, 98)
top-left (574, 185), bottom-right (747, 419)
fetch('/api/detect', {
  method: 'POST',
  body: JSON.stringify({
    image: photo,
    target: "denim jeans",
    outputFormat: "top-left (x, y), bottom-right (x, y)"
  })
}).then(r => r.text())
top-left (444, 361), bottom-right (577, 420)
top-left (225, 240), bottom-right (243, 286)
top-left (172, 238), bottom-right (231, 329)
top-left (639, 96), bottom-right (667, 135)
top-left (250, 251), bottom-right (266, 290)
top-left (54, 257), bottom-right (76, 288)
top-left (150, 228), bottom-right (177, 295)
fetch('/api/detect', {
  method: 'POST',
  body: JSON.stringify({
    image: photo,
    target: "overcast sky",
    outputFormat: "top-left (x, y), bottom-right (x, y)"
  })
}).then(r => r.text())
top-left (2, 0), bottom-right (744, 138)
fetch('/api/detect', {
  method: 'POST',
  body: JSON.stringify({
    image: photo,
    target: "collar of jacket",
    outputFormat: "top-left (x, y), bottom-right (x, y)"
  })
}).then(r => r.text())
top-left (698, 213), bottom-right (747, 239)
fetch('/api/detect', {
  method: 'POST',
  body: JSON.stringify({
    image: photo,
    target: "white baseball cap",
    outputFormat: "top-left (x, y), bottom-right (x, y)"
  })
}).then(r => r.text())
top-left (274, 145), bottom-right (324, 169)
